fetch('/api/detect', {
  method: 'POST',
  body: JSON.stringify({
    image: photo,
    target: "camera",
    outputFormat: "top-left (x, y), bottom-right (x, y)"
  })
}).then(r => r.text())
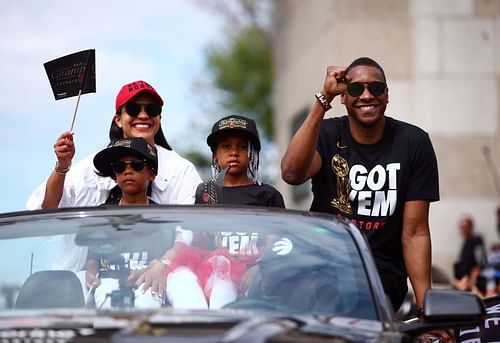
top-left (110, 288), bottom-right (135, 307)
top-left (100, 256), bottom-right (136, 308)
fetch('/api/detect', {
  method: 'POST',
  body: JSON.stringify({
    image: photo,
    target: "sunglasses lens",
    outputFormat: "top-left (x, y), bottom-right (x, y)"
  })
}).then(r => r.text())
top-left (368, 82), bottom-right (386, 96)
top-left (111, 161), bottom-right (126, 174)
top-left (145, 104), bottom-right (162, 117)
top-left (124, 103), bottom-right (141, 117)
top-left (111, 160), bottom-right (146, 174)
top-left (346, 82), bottom-right (387, 97)
top-left (131, 160), bottom-right (146, 172)
top-left (346, 83), bottom-right (364, 97)
top-left (124, 103), bottom-right (162, 118)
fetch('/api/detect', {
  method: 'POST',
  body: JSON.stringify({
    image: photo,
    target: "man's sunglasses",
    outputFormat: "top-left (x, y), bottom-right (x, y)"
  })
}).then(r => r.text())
top-left (346, 81), bottom-right (387, 97)
top-left (111, 159), bottom-right (147, 174)
top-left (121, 103), bottom-right (162, 118)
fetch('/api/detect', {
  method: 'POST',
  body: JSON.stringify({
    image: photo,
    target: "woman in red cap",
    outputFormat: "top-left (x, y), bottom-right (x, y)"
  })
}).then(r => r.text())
top-left (29, 80), bottom-right (201, 209)
top-left (26, 80), bottom-right (202, 297)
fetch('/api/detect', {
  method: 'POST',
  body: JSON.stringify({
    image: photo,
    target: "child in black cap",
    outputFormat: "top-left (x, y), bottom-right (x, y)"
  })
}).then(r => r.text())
top-left (85, 137), bottom-right (171, 308)
top-left (165, 115), bottom-right (285, 309)
top-left (93, 136), bottom-right (158, 205)
top-left (199, 114), bottom-right (285, 207)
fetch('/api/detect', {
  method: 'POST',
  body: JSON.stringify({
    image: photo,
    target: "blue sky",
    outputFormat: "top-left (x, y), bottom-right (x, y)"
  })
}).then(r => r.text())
top-left (0, 1), bottom-right (226, 213)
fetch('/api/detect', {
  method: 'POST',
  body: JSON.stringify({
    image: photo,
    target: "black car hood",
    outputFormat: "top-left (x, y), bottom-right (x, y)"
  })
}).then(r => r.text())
top-left (0, 308), bottom-right (389, 342)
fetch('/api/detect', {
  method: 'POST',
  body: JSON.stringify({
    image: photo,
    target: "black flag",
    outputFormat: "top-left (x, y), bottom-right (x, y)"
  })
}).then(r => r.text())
top-left (44, 49), bottom-right (96, 100)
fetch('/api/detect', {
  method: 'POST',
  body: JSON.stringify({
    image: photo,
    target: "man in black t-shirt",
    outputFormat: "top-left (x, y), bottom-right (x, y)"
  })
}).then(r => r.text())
top-left (453, 216), bottom-right (487, 293)
top-left (281, 57), bottom-right (439, 314)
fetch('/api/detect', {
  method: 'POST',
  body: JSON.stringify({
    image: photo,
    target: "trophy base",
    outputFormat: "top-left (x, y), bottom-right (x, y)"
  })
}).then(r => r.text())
top-left (330, 199), bottom-right (353, 215)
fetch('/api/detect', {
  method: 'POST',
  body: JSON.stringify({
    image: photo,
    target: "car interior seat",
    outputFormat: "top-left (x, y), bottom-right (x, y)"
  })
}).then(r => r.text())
top-left (15, 270), bottom-right (85, 309)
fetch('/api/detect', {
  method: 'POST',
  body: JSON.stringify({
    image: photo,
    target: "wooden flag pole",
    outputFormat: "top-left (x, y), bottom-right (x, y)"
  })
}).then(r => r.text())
top-left (70, 89), bottom-right (83, 132)
top-left (44, 49), bottom-right (95, 131)
top-left (69, 50), bottom-right (92, 132)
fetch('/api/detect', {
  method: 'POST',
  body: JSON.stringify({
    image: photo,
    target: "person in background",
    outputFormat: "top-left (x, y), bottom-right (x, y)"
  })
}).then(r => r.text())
top-left (452, 215), bottom-right (487, 295)
top-left (455, 209), bottom-right (500, 342)
top-left (455, 294), bottom-right (500, 342)
top-left (484, 205), bottom-right (500, 294)
top-left (474, 207), bottom-right (500, 298)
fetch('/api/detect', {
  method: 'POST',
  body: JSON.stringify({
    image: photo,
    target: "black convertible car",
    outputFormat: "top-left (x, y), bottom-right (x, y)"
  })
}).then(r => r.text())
top-left (0, 206), bottom-right (485, 342)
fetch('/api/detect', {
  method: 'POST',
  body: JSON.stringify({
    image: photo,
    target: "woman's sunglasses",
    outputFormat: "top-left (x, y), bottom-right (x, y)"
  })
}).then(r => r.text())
top-left (346, 81), bottom-right (387, 97)
top-left (111, 159), bottom-right (147, 174)
top-left (121, 103), bottom-right (162, 118)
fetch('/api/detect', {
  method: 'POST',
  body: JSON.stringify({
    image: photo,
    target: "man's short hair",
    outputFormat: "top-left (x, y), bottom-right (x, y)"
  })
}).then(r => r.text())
top-left (346, 57), bottom-right (386, 82)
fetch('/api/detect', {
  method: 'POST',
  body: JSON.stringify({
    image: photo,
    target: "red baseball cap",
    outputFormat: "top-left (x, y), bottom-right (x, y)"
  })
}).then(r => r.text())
top-left (115, 80), bottom-right (164, 113)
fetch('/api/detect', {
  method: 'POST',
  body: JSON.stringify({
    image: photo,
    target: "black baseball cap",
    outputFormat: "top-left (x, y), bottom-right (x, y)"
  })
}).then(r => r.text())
top-left (207, 115), bottom-right (261, 152)
top-left (93, 137), bottom-right (158, 177)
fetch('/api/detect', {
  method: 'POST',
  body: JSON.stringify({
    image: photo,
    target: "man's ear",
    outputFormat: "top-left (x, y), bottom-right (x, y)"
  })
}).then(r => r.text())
top-left (114, 114), bottom-right (122, 128)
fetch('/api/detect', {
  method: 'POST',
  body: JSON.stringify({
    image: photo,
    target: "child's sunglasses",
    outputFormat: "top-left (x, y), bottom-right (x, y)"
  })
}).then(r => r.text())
top-left (346, 81), bottom-right (387, 97)
top-left (111, 159), bottom-right (147, 174)
top-left (121, 103), bottom-right (162, 118)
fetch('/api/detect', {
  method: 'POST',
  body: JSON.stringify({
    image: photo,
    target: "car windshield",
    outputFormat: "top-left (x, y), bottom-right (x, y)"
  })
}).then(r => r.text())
top-left (0, 206), bottom-right (377, 320)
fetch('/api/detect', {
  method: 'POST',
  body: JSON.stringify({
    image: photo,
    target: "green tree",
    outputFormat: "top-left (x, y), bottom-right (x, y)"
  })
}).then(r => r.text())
top-left (185, 0), bottom-right (276, 181)
top-left (206, 25), bottom-right (273, 139)
top-left (200, 0), bottom-right (274, 141)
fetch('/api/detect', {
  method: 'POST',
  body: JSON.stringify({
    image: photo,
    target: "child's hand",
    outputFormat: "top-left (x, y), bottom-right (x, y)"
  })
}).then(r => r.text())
top-left (85, 271), bottom-right (100, 290)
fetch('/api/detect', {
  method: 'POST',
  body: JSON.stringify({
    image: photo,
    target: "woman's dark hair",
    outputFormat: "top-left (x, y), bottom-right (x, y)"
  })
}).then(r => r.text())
top-left (108, 119), bottom-right (172, 150)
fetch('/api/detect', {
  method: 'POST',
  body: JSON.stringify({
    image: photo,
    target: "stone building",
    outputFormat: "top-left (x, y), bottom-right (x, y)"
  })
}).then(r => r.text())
top-left (272, 0), bottom-right (500, 277)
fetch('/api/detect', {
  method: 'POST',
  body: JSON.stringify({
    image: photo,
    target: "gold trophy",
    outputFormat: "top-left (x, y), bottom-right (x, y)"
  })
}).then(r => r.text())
top-left (330, 154), bottom-right (353, 214)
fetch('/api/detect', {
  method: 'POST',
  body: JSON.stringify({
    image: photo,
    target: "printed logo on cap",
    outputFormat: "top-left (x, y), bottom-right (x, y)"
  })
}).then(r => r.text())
top-left (126, 81), bottom-right (154, 94)
top-left (218, 117), bottom-right (248, 130)
top-left (113, 139), bottom-right (132, 148)
top-left (115, 138), bottom-right (156, 158)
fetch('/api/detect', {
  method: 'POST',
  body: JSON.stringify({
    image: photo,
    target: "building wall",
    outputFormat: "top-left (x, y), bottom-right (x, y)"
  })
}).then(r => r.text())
top-left (273, 0), bottom-right (500, 277)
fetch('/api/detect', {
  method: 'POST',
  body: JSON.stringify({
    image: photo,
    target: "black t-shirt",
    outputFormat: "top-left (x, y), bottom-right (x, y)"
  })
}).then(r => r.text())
top-left (87, 234), bottom-right (169, 272)
top-left (194, 182), bottom-right (284, 263)
top-left (455, 295), bottom-right (500, 342)
top-left (221, 184), bottom-right (284, 261)
top-left (455, 236), bottom-right (486, 279)
top-left (311, 116), bottom-right (439, 279)
top-left (222, 183), bottom-right (285, 208)
top-left (91, 199), bottom-right (163, 272)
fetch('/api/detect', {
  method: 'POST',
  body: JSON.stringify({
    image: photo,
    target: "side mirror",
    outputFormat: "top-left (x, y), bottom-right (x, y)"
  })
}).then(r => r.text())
top-left (424, 289), bottom-right (485, 321)
top-left (400, 289), bottom-right (486, 337)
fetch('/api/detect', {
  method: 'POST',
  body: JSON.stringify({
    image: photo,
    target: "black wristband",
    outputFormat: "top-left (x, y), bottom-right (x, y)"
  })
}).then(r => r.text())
top-left (315, 91), bottom-right (332, 111)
